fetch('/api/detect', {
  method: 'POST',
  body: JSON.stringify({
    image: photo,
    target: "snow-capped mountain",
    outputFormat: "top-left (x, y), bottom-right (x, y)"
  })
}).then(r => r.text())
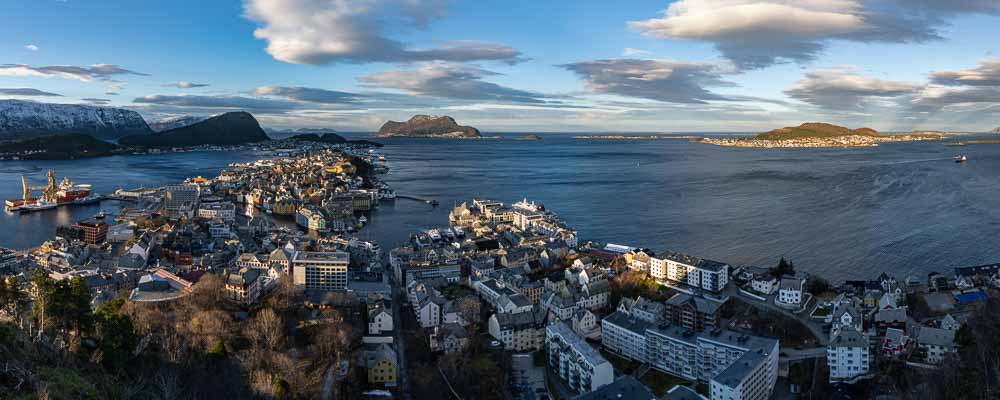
top-left (148, 115), bottom-right (210, 132)
top-left (0, 99), bottom-right (152, 140)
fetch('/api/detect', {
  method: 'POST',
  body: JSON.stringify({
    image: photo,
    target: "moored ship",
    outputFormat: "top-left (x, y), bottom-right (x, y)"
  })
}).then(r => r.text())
top-left (5, 170), bottom-right (98, 213)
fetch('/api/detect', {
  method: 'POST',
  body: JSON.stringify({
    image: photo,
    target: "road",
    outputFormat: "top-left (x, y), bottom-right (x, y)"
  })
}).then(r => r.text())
top-left (780, 346), bottom-right (828, 361)
top-left (725, 285), bottom-right (830, 346)
top-left (389, 261), bottom-right (410, 400)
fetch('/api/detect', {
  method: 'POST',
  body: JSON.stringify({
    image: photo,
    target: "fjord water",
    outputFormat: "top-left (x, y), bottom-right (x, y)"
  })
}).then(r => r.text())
top-left (2, 135), bottom-right (999, 281)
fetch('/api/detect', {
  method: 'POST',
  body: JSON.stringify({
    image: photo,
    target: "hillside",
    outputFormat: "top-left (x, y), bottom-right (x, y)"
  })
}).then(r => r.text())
top-left (119, 112), bottom-right (270, 148)
top-left (0, 99), bottom-right (152, 140)
top-left (376, 115), bottom-right (481, 138)
top-left (149, 115), bottom-right (209, 132)
top-left (755, 123), bottom-right (881, 140)
top-left (0, 133), bottom-right (121, 159)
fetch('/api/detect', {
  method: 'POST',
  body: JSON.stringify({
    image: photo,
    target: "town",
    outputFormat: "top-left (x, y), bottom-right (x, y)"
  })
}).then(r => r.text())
top-left (0, 145), bottom-right (997, 400)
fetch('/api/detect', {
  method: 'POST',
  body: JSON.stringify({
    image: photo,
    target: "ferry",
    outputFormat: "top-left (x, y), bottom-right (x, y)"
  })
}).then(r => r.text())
top-left (5, 171), bottom-right (98, 212)
top-left (955, 155), bottom-right (968, 163)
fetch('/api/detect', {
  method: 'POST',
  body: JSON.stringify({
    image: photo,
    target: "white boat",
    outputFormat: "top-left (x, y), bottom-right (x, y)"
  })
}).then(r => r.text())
top-left (955, 155), bottom-right (968, 163)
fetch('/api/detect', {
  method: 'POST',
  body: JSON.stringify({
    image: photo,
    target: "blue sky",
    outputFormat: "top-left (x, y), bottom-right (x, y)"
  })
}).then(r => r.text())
top-left (1, 0), bottom-right (999, 132)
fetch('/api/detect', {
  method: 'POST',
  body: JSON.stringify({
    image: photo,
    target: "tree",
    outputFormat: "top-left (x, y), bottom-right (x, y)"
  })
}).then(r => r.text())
top-left (93, 298), bottom-right (138, 371)
top-left (248, 308), bottom-right (284, 351)
top-left (771, 257), bottom-right (795, 277)
top-left (806, 276), bottom-right (832, 295)
top-left (0, 277), bottom-right (28, 329)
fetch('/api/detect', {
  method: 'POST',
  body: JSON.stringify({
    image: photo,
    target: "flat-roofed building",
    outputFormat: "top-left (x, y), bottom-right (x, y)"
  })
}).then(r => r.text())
top-left (292, 251), bottom-right (349, 292)
top-left (546, 321), bottom-right (615, 394)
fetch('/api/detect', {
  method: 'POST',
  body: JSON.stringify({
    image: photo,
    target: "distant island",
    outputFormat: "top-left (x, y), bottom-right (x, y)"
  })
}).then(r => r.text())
top-left (518, 135), bottom-right (543, 141)
top-left (993, 127), bottom-right (1000, 134)
top-left (286, 132), bottom-right (384, 148)
top-left (574, 135), bottom-right (698, 140)
top-left (376, 115), bottom-right (481, 138)
top-left (698, 123), bottom-right (945, 148)
top-left (119, 112), bottom-right (270, 148)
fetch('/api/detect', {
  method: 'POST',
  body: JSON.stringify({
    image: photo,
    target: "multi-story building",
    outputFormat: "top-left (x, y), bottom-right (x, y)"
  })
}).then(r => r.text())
top-left (224, 268), bottom-right (263, 305)
top-left (916, 326), bottom-right (956, 364)
top-left (827, 328), bottom-right (870, 383)
top-left (601, 310), bottom-right (779, 400)
top-left (666, 293), bottom-right (722, 332)
top-left (545, 322), bottom-right (615, 394)
top-left (365, 343), bottom-right (398, 386)
top-left (164, 184), bottom-right (200, 211)
top-left (777, 277), bottom-right (805, 306)
top-left (651, 252), bottom-right (730, 293)
top-left (368, 300), bottom-right (394, 335)
top-left (488, 306), bottom-right (548, 351)
top-left (292, 251), bottom-right (349, 292)
top-left (196, 202), bottom-right (236, 223)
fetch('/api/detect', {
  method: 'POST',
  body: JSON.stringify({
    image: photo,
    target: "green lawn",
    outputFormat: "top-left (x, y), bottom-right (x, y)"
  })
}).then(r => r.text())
top-left (638, 368), bottom-right (691, 396)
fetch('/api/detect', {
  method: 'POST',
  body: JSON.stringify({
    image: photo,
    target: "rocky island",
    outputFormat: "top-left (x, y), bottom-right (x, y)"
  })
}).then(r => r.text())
top-left (697, 123), bottom-right (944, 148)
top-left (376, 115), bottom-right (481, 138)
top-left (518, 134), bottom-right (543, 141)
top-left (992, 127), bottom-right (1000, 133)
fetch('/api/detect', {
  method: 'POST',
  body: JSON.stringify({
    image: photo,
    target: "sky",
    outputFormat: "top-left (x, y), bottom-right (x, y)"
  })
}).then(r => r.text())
top-left (1, 0), bottom-right (999, 132)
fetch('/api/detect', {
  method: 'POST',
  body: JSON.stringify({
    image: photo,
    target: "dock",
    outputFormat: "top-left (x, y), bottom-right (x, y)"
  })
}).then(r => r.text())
top-left (396, 194), bottom-right (439, 206)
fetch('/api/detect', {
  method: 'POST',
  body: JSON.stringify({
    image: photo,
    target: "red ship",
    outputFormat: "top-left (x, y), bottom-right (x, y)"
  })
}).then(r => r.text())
top-left (4, 170), bottom-right (97, 212)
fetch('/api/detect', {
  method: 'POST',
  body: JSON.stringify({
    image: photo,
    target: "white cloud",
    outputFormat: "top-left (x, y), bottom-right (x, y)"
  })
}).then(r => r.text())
top-left (24, 44), bottom-right (39, 51)
top-left (630, 0), bottom-right (1000, 70)
top-left (0, 63), bottom-right (147, 82)
top-left (359, 62), bottom-right (551, 103)
top-left (243, 0), bottom-right (522, 65)
top-left (784, 67), bottom-right (916, 109)
top-left (561, 58), bottom-right (736, 104)
top-left (622, 48), bottom-right (651, 57)
top-left (165, 81), bottom-right (210, 89)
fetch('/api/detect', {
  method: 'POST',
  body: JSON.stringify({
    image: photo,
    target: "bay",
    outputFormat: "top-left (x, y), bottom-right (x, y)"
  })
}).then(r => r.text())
top-left (2, 134), bottom-right (998, 282)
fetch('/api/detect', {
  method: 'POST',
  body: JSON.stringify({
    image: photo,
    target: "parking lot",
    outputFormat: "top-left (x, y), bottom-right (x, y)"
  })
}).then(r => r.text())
top-left (511, 353), bottom-right (549, 400)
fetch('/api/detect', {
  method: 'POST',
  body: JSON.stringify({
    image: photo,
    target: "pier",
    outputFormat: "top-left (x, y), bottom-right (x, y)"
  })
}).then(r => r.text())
top-left (396, 194), bottom-right (439, 206)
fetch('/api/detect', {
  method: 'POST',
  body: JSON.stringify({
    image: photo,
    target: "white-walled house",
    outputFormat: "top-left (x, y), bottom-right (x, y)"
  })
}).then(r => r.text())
top-left (827, 329), bottom-right (870, 382)
top-left (368, 302), bottom-right (394, 335)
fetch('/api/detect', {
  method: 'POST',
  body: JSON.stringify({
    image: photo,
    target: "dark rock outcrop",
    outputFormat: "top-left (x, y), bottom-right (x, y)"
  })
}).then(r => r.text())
top-left (376, 115), bottom-right (480, 138)
top-left (119, 111), bottom-right (270, 148)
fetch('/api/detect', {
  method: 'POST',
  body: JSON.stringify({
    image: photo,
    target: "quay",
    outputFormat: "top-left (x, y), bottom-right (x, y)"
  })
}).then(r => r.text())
top-left (396, 194), bottom-right (439, 206)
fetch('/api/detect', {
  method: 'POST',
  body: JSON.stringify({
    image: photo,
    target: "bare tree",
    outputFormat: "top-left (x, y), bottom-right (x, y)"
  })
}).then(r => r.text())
top-left (249, 308), bottom-right (284, 351)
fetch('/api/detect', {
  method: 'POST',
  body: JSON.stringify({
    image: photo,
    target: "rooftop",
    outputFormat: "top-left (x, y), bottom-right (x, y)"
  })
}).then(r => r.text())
top-left (573, 376), bottom-right (657, 400)
top-left (292, 251), bottom-right (349, 264)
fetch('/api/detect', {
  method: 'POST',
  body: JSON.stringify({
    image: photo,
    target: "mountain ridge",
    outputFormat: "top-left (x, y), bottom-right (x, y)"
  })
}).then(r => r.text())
top-left (119, 112), bottom-right (270, 148)
top-left (0, 99), bottom-right (152, 140)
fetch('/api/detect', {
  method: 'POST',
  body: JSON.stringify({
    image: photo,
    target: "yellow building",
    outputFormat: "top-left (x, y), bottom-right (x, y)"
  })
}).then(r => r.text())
top-left (365, 344), bottom-right (398, 386)
top-left (273, 197), bottom-right (298, 216)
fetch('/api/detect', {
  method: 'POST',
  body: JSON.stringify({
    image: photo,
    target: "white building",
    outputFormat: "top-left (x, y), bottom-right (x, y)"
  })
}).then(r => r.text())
top-left (601, 310), bottom-right (779, 400)
top-left (291, 251), bottom-right (349, 292)
top-left (196, 201), bottom-right (236, 223)
top-left (368, 302), bottom-right (394, 335)
top-left (416, 293), bottom-right (444, 328)
top-left (827, 329), bottom-right (870, 382)
top-left (545, 322), bottom-right (615, 394)
top-left (777, 277), bottom-right (805, 307)
top-left (750, 274), bottom-right (777, 295)
top-left (651, 252), bottom-right (730, 293)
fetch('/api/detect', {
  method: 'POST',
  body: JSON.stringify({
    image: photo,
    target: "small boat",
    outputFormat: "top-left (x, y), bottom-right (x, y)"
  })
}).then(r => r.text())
top-left (955, 155), bottom-right (968, 163)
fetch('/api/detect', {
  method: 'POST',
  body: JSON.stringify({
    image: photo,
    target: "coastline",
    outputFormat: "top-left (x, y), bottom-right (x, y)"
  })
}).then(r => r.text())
top-left (696, 134), bottom-right (945, 148)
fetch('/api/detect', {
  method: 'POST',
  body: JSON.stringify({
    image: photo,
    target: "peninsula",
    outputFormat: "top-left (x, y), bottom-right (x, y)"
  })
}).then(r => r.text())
top-left (375, 115), bottom-right (481, 138)
top-left (697, 123), bottom-right (945, 148)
